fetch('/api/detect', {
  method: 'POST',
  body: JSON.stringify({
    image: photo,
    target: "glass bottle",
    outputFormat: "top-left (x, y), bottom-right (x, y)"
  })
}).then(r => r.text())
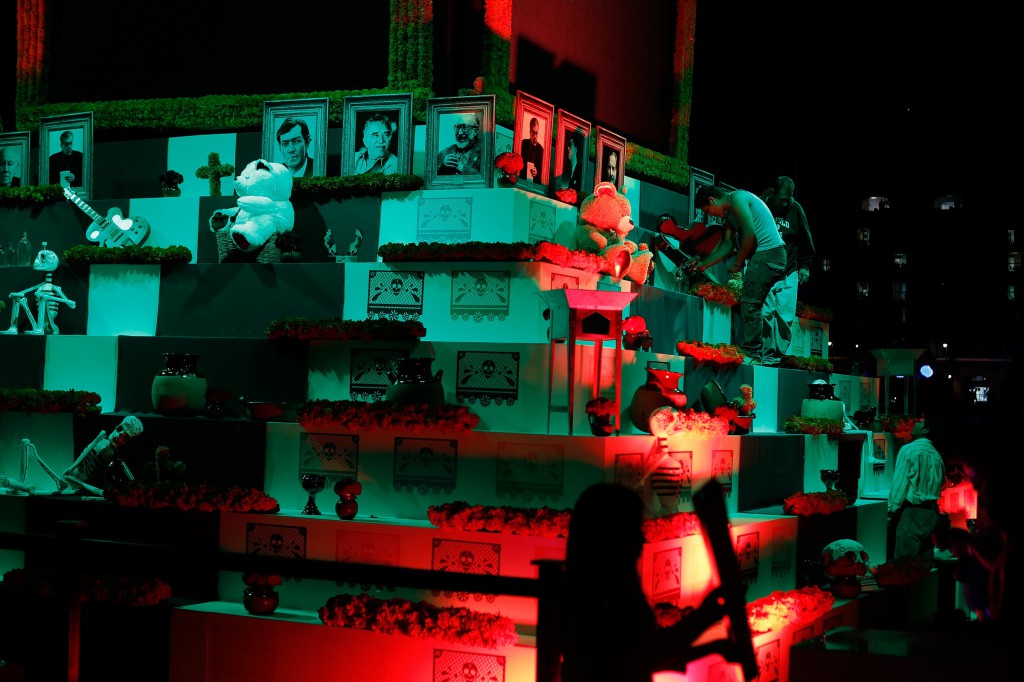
top-left (15, 232), bottom-right (32, 267)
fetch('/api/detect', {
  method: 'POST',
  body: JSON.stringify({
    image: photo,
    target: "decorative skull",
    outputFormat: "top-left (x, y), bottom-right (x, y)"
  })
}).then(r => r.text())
top-left (390, 278), bottom-right (404, 294)
top-left (269, 533), bottom-right (285, 553)
top-left (458, 550), bottom-right (475, 571)
top-left (481, 359), bottom-right (497, 378)
top-left (461, 662), bottom-right (479, 681)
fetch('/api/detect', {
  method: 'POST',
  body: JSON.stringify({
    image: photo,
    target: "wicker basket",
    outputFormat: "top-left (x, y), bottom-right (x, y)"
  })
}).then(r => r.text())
top-left (215, 229), bottom-right (282, 264)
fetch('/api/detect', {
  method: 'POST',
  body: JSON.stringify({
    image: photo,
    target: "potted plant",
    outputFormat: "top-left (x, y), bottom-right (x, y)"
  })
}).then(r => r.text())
top-left (585, 396), bottom-right (618, 436)
top-left (622, 315), bottom-right (654, 351)
top-left (241, 573), bottom-right (282, 615)
top-left (334, 478), bottom-right (364, 520)
top-left (275, 231), bottom-right (302, 262)
top-left (159, 170), bottom-right (184, 197)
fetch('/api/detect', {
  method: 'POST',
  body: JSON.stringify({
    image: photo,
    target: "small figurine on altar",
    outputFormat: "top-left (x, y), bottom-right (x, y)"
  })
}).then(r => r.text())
top-left (1, 241), bottom-right (76, 335)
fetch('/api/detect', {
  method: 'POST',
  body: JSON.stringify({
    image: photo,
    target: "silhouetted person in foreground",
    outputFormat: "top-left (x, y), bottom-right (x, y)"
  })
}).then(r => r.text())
top-left (560, 483), bottom-right (739, 682)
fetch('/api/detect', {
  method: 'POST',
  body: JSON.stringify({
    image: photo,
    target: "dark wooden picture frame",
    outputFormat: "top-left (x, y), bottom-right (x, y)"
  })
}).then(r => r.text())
top-left (513, 90), bottom-right (555, 191)
top-left (262, 98), bottom-right (329, 178)
top-left (0, 131), bottom-right (31, 188)
top-left (40, 111), bottom-right (93, 198)
top-left (424, 94), bottom-right (496, 190)
top-left (594, 126), bottom-right (626, 191)
top-left (552, 109), bottom-right (591, 199)
top-left (341, 93), bottom-right (413, 177)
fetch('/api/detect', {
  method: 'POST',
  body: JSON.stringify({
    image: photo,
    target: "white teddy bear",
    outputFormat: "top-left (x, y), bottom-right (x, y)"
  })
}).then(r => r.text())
top-left (209, 159), bottom-right (295, 252)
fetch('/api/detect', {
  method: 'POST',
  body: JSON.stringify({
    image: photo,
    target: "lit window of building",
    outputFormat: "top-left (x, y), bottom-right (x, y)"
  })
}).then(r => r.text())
top-left (1009, 284), bottom-right (1016, 301)
top-left (1009, 229), bottom-right (1016, 245)
top-left (857, 282), bottom-right (870, 299)
top-left (893, 281), bottom-right (906, 301)
top-left (857, 228), bottom-right (871, 244)
top-left (1009, 252), bottom-right (1021, 272)
top-left (821, 258), bottom-right (831, 272)
top-left (893, 253), bottom-right (906, 267)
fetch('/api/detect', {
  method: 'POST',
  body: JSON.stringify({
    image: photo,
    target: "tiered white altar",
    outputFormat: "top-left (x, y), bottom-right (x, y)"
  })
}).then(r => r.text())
top-left (0, 176), bottom-right (919, 682)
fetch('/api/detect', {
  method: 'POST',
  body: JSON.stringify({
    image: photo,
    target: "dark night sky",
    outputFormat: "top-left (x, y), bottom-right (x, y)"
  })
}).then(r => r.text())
top-left (687, 1), bottom-right (1012, 221)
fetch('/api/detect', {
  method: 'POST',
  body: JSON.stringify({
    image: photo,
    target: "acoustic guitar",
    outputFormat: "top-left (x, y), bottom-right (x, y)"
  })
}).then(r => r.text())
top-left (63, 187), bottom-right (151, 248)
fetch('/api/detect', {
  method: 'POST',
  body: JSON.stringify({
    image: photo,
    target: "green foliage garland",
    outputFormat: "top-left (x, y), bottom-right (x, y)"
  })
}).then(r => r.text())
top-left (62, 245), bottom-right (193, 266)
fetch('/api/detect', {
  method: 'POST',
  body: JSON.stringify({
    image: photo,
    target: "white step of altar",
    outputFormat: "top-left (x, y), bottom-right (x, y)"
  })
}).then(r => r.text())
top-left (379, 187), bottom-right (579, 246)
top-left (218, 510), bottom-right (797, 625)
top-left (170, 601), bottom-right (538, 682)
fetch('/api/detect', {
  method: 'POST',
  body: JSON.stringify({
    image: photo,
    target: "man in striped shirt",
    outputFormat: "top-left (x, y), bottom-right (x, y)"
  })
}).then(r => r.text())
top-left (888, 417), bottom-right (946, 558)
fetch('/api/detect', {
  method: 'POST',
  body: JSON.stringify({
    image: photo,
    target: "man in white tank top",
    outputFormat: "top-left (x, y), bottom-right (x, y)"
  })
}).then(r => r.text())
top-left (690, 184), bottom-right (787, 365)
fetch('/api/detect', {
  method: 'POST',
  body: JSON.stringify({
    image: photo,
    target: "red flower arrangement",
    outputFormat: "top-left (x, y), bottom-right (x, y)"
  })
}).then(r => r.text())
top-left (0, 388), bottom-right (102, 415)
top-left (318, 593), bottom-right (519, 650)
top-left (622, 315), bottom-right (654, 351)
top-left (795, 301), bottom-right (834, 323)
top-left (676, 340), bottom-right (746, 367)
top-left (872, 555), bottom-right (933, 587)
top-left (782, 490), bottom-right (849, 516)
top-left (642, 511), bottom-right (701, 542)
top-left (427, 502), bottom-right (573, 538)
top-left (494, 151), bottom-right (524, 184)
top-left (883, 415), bottom-right (920, 437)
top-left (242, 572), bottom-right (283, 588)
top-left (105, 482), bottom-right (280, 513)
top-left (265, 317), bottom-right (427, 342)
top-left (297, 399), bottom-right (480, 433)
top-left (783, 416), bottom-right (845, 436)
top-left (821, 539), bottom-right (870, 577)
top-left (585, 396), bottom-right (618, 420)
top-left (554, 188), bottom-right (578, 205)
top-left (744, 586), bottom-right (836, 634)
top-left (688, 281), bottom-right (740, 307)
top-left (334, 479), bottom-right (363, 497)
top-left (531, 241), bottom-right (618, 275)
top-left (649, 407), bottom-right (732, 440)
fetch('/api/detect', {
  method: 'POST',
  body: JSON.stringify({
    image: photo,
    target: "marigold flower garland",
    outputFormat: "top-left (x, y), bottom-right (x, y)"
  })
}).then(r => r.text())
top-left (297, 400), bottom-right (480, 433)
top-left (654, 585), bottom-right (835, 635)
top-left (783, 416), bottom-right (845, 436)
top-left (426, 503), bottom-right (701, 543)
top-left (2, 568), bottom-right (173, 607)
top-left (318, 593), bottom-right (519, 650)
top-left (795, 301), bottom-right (834, 323)
top-left (0, 388), bottom-right (102, 415)
top-left (688, 281), bottom-right (740, 307)
top-left (428, 502), bottom-right (573, 538)
top-left (782, 490), bottom-right (849, 516)
top-left (376, 240), bottom-right (624, 277)
top-left (779, 355), bottom-right (834, 372)
top-left (676, 340), bottom-right (746, 367)
top-left (265, 317), bottom-right (427, 342)
top-left (872, 555), bottom-right (933, 587)
top-left (105, 482), bottom-right (280, 513)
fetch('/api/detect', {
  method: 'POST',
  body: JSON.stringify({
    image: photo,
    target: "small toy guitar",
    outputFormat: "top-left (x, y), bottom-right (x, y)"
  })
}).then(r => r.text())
top-left (63, 187), bottom-right (151, 248)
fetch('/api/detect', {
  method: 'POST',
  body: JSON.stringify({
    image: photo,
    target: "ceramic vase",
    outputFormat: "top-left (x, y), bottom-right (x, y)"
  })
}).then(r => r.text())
top-left (629, 369), bottom-right (686, 433)
top-left (151, 353), bottom-right (207, 414)
top-left (588, 413), bottom-right (615, 437)
top-left (336, 494), bottom-right (359, 520)
top-left (242, 586), bottom-right (279, 615)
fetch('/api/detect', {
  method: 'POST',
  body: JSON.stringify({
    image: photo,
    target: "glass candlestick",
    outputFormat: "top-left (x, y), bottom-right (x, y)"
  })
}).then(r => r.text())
top-left (300, 473), bottom-right (326, 515)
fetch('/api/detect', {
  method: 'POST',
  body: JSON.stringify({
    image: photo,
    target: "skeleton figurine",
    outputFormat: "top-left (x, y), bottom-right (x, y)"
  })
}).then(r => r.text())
top-left (1, 242), bottom-right (76, 335)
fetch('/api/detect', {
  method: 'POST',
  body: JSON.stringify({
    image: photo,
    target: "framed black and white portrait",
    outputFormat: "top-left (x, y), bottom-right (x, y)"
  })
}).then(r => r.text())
top-left (553, 109), bottom-right (591, 199)
top-left (0, 131), bottom-right (31, 189)
top-left (424, 94), bottom-right (495, 190)
top-left (40, 112), bottom-right (93, 198)
top-left (513, 91), bottom-right (555, 191)
top-left (262, 98), bottom-right (329, 179)
top-left (594, 126), bottom-right (626, 191)
top-left (341, 93), bottom-right (413, 177)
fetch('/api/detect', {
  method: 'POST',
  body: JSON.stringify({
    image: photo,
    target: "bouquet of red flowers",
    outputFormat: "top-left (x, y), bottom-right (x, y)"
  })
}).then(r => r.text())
top-left (242, 572), bottom-right (283, 588)
top-left (782, 490), bottom-right (849, 516)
